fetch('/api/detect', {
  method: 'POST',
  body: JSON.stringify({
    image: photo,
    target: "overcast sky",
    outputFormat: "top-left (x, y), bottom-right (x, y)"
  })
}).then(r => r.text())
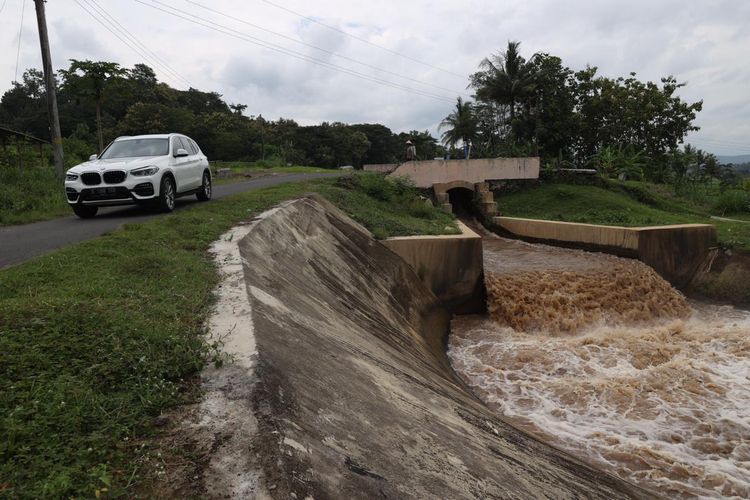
top-left (1, 0), bottom-right (749, 156)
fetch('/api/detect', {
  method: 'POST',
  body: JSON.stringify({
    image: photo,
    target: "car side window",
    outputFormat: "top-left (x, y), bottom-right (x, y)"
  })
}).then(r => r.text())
top-left (189, 139), bottom-right (201, 155)
top-left (171, 137), bottom-right (182, 156)
top-left (184, 137), bottom-right (198, 155)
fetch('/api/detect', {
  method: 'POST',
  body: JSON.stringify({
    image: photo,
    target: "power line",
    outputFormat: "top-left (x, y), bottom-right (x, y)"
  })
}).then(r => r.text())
top-left (182, 0), bottom-right (468, 97)
top-left (144, 0), bottom-right (455, 102)
top-left (258, 0), bottom-right (466, 79)
top-left (72, 0), bottom-right (188, 89)
top-left (133, 0), bottom-right (456, 103)
top-left (14, 0), bottom-right (26, 82)
top-left (82, 0), bottom-right (193, 88)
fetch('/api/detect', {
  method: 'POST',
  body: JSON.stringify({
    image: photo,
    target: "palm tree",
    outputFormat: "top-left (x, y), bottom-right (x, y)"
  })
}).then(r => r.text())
top-left (439, 97), bottom-right (478, 158)
top-left (470, 41), bottom-right (539, 141)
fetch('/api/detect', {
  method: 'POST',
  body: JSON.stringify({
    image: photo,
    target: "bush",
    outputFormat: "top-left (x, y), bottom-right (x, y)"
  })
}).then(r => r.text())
top-left (407, 199), bottom-right (435, 219)
top-left (713, 190), bottom-right (750, 215)
top-left (0, 166), bottom-right (69, 224)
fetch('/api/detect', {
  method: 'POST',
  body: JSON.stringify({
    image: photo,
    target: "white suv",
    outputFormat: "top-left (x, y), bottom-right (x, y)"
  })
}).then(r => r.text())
top-left (64, 133), bottom-right (212, 218)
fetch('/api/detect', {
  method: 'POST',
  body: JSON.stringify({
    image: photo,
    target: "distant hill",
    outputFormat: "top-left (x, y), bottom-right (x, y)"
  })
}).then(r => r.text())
top-left (718, 154), bottom-right (750, 165)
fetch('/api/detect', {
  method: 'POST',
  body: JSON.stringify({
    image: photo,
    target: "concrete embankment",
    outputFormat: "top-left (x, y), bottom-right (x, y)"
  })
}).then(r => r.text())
top-left (228, 195), bottom-right (649, 498)
top-left (382, 221), bottom-right (485, 314)
top-left (495, 216), bottom-right (717, 288)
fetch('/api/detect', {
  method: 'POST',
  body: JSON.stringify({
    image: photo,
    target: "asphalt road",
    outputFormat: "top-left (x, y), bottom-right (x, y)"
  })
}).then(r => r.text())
top-left (0, 172), bottom-right (338, 269)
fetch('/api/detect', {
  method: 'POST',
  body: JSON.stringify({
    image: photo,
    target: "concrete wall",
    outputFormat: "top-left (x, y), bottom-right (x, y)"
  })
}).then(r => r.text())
top-left (363, 163), bottom-right (398, 173)
top-left (382, 221), bottom-right (485, 314)
top-left (389, 157), bottom-right (540, 188)
top-left (495, 217), bottom-right (717, 287)
top-left (234, 195), bottom-right (648, 498)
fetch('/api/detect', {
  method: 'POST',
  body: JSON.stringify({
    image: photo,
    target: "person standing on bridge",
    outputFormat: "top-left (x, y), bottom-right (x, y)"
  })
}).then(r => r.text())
top-left (405, 140), bottom-right (417, 162)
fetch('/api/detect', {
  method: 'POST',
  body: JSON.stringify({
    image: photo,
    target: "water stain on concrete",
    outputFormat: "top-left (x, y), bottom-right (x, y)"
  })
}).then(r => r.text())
top-left (154, 195), bottom-right (655, 499)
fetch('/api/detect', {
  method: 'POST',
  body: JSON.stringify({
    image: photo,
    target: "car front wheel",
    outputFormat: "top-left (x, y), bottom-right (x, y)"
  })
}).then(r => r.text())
top-left (158, 176), bottom-right (176, 212)
top-left (72, 204), bottom-right (98, 218)
top-left (196, 172), bottom-right (212, 201)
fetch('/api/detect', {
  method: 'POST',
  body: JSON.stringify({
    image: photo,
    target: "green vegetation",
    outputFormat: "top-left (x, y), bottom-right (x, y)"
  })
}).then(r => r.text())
top-left (0, 167), bottom-right (70, 225)
top-left (0, 175), bottom-right (454, 498)
top-left (319, 173), bottom-right (458, 238)
top-left (1, 63), bottom-right (442, 169)
top-left (210, 161), bottom-right (332, 184)
top-left (497, 180), bottom-right (750, 250)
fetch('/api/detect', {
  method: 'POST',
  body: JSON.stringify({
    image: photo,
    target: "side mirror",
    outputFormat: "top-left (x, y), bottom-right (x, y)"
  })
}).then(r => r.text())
top-left (175, 148), bottom-right (189, 158)
top-left (89, 154), bottom-right (98, 161)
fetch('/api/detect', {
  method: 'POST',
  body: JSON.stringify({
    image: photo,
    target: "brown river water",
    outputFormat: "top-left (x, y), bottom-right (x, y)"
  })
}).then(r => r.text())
top-left (448, 236), bottom-right (750, 498)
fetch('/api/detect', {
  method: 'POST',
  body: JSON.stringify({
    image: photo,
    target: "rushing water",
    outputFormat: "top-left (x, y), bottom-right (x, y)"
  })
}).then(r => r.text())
top-left (448, 237), bottom-right (750, 498)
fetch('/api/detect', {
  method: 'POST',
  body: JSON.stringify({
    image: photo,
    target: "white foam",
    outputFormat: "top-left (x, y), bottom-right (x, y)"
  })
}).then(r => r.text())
top-left (450, 311), bottom-right (750, 498)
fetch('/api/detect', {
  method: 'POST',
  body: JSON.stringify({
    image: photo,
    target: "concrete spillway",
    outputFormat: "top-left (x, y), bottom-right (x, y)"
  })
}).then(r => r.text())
top-left (232, 195), bottom-right (650, 498)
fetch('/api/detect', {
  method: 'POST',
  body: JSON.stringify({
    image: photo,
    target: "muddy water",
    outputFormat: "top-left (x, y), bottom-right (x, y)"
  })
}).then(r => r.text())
top-left (448, 237), bottom-right (750, 498)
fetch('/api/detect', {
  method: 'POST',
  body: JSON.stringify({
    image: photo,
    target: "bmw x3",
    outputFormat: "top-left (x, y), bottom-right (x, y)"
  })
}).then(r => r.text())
top-left (64, 133), bottom-right (212, 218)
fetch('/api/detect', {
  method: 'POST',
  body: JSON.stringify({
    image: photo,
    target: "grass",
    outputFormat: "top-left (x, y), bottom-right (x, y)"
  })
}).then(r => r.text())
top-left (497, 181), bottom-right (750, 250)
top-left (317, 173), bottom-right (458, 238)
top-left (0, 167), bottom-right (70, 225)
top-left (0, 175), bottom-right (454, 498)
top-left (211, 162), bottom-right (332, 184)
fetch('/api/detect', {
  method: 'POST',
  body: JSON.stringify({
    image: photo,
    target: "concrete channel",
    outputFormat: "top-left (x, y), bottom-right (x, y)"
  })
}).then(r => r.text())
top-left (188, 195), bottom-right (655, 498)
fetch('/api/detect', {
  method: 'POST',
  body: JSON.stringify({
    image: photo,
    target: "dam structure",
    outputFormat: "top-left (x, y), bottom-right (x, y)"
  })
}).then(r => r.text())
top-left (196, 195), bottom-right (650, 498)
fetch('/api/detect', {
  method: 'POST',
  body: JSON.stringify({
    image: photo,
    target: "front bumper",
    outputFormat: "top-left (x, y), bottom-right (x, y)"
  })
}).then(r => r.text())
top-left (65, 173), bottom-right (158, 206)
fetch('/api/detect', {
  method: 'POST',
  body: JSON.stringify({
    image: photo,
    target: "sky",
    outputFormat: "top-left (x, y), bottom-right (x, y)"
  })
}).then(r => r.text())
top-left (0, 0), bottom-right (749, 156)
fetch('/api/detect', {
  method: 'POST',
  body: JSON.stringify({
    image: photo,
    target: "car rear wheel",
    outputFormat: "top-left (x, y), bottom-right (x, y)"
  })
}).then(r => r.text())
top-left (158, 176), bottom-right (176, 212)
top-left (196, 172), bottom-right (212, 201)
top-left (72, 204), bottom-right (98, 218)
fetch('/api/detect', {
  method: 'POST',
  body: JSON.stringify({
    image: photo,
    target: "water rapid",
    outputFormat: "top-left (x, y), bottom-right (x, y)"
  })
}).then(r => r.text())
top-left (448, 237), bottom-right (750, 498)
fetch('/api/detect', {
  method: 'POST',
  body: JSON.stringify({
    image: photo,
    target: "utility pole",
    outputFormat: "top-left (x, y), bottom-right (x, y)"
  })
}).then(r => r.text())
top-left (33, 0), bottom-right (64, 176)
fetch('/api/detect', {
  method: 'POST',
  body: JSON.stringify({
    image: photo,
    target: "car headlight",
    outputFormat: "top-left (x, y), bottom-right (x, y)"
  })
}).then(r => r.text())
top-left (130, 166), bottom-right (159, 176)
top-left (65, 173), bottom-right (79, 181)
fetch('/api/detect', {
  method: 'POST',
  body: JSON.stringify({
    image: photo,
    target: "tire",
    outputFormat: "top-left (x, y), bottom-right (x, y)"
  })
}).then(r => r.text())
top-left (72, 204), bottom-right (98, 218)
top-left (196, 171), bottom-right (212, 201)
top-left (158, 175), bottom-right (176, 213)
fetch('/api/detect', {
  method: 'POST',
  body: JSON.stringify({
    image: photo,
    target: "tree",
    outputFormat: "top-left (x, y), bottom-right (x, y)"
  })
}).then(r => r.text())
top-left (439, 97), bottom-right (478, 158)
top-left (470, 41), bottom-right (539, 142)
top-left (350, 123), bottom-right (400, 165)
top-left (230, 103), bottom-right (248, 115)
top-left (60, 60), bottom-right (126, 151)
top-left (570, 69), bottom-right (702, 172)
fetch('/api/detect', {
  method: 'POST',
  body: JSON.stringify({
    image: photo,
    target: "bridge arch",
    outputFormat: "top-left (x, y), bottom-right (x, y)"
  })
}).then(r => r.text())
top-left (442, 180), bottom-right (475, 193)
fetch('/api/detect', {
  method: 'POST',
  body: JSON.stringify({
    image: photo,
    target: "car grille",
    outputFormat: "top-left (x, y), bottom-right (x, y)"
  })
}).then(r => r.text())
top-left (103, 170), bottom-right (126, 184)
top-left (81, 172), bottom-right (102, 186)
top-left (65, 188), bottom-right (79, 201)
top-left (80, 187), bottom-right (131, 202)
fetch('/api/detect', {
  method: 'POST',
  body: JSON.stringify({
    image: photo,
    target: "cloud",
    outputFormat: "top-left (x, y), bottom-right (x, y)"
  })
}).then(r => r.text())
top-left (1, 0), bottom-right (748, 154)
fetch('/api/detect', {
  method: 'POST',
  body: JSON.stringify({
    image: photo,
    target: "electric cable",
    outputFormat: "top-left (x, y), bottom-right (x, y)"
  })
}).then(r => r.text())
top-left (133, 0), bottom-right (456, 103)
top-left (84, 0), bottom-right (194, 88)
top-left (72, 0), bottom-right (188, 89)
top-left (182, 0), bottom-right (468, 97)
top-left (258, 0), bottom-right (466, 79)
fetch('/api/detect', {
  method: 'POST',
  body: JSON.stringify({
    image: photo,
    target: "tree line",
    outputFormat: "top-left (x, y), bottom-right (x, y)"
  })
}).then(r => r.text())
top-left (0, 46), bottom-right (744, 190)
top-left (439, 41), bottom-right (744, 188)
top-left (0, 60), bottom-right (440, 169)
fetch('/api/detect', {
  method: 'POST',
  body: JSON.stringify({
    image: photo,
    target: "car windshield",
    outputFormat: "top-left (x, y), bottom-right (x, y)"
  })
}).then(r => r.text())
top-left (99, 138), bottom-right (169, 159)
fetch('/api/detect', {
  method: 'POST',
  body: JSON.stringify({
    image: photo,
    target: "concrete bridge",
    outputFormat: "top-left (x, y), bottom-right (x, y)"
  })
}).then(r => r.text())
top-left (365, 157), bottom-right (540, 216)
